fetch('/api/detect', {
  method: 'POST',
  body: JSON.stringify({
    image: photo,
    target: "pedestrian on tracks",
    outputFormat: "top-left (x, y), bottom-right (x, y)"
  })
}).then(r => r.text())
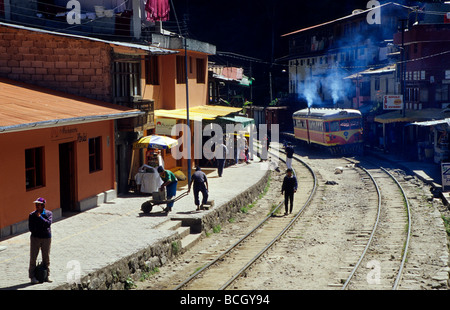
top-left (157, 166), bottom-right (178, 213)
top-left (28, 197), bottom-right (52, 284)
top-left (285, 143), bottom-right (294, 169)
top-left (188, 166), bottom-right (209, 211)
top-left (215, 141), bottom-right (228, 177)
top-left (281, 168), bottom-right (298, 215)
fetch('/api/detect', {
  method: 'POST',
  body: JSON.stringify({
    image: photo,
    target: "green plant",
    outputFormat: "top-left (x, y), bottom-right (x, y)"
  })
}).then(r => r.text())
top-left (171, 241), bottom-right (180, 255)
top-left (442, 215), bottom-right (450, 236)
top-left (213, 225), bottom-right (221, 233)
top-left (124, 276), bottom-right (136, 290)
top-left (139, 267), bottom-right (160, 281)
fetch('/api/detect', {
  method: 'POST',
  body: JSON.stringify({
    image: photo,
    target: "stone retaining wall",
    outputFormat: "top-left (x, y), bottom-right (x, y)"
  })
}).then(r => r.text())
top-left (55, 169), bottom-right (271, 290)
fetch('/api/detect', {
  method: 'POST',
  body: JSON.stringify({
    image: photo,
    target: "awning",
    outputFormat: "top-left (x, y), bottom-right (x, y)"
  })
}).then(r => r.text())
top-left (410, 119), bottom-right (450, 127)
top-left (155, 105), bottom-right (242, 121)
top-left (218, 115), bottom-right (255, 127)
top-left (0, 78), bottom-right (143, 133)
top-left (374, 109), bottom-right (450, 124)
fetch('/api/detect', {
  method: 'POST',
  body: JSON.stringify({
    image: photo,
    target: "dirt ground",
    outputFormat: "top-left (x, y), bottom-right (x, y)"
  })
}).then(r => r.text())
top-left (135, 151), bottom-right (449, 290)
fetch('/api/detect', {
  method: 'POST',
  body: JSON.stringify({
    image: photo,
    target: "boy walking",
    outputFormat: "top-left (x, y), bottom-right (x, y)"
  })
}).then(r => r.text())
top-left (281, 168), bottom-right (298, 215)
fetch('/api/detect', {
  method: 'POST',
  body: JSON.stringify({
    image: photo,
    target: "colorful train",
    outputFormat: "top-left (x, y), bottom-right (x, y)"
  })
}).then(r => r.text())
top-left (292, 108), bottom-right (363, 155)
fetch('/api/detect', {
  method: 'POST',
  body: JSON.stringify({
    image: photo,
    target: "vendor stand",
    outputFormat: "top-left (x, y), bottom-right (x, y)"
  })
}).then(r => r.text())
top-left (129, 135), bottom-right (178, 194)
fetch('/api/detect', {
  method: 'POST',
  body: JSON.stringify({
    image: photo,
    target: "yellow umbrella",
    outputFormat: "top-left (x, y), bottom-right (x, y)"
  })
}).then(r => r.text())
top-left (133, 135), bottom-right (178, 149)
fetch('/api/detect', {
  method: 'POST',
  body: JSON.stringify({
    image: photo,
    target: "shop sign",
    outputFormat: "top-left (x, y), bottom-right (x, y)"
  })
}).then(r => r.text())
top-left (383, 95), bottom-right (403, 110)
top-left (155, 118), bottom-right (176, 135)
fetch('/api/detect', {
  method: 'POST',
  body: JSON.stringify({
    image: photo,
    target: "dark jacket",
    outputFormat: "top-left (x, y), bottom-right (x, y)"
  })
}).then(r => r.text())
top-left (191, 170), bottom-right (208, 190)
top-left (29, 209), bottom-right (52, 238)
top-left (282, 175), bottom-right (298, 194)
top-left (286, 146), bottom-right (294, 158)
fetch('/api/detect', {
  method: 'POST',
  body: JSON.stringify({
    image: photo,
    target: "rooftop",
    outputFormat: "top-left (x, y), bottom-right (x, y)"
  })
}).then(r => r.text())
top-left (0, 78), bottom-right (143, 133)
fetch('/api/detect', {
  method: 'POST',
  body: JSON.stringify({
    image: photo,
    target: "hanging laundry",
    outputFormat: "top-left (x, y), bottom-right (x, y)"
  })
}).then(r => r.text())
top-left (145, 0), bottom-right (170, 22)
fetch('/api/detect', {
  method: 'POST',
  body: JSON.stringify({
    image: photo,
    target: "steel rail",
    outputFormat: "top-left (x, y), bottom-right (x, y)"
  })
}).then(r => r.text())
top-left (175, 146), bottom-right (317, 290)
top-left (381, 167), bottom-right (411, 290)
top-left (341, 163), bottom-right (381, 290)
top-left (219, 152), bottom-right (317, 290)
top-left (341, 158), bottom-right (411, 290)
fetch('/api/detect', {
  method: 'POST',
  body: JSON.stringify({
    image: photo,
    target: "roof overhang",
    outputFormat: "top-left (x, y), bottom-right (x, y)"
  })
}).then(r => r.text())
top-left (0, 78), bottom-right (144, 134)
top-left (155, 106), bottom-right (242, 122)
top-left (0, 21), bottom-right (177, 56)
top-left (374, 109), bottom-right (450, 124)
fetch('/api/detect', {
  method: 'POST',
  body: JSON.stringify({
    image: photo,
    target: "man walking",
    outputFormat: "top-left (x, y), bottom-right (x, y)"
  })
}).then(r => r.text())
top-left (216, 141), bottom-right (228, 177)
top-left (281, 168), bottom-right (298, 215)
top-left (188, 166), bottom-right (209, 211)
top-left (29, 197), bottom-right (52, 284)
top-left (285, 143), bottom-right (294, 169)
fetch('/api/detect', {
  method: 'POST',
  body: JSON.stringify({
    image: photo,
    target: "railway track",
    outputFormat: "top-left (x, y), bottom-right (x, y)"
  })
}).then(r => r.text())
top-left (174, 150), bottom-right (317, 290)
top-left (336, 158), bottom-right (411, 290)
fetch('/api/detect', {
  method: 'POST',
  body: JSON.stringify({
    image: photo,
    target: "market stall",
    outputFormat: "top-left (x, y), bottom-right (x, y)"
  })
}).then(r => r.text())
top-left (129, 135), bottom-right (178, 194)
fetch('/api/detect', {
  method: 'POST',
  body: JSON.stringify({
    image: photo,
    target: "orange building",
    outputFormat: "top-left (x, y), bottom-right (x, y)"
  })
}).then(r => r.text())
top-left (0, 78), bottom-right (142, 238)
top-left (140, 34), bottom-right (242, 175)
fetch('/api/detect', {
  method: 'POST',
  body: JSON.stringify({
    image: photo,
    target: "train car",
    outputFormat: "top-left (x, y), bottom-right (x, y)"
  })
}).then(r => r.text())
top-left (292, 108), bottom-right (363, 155)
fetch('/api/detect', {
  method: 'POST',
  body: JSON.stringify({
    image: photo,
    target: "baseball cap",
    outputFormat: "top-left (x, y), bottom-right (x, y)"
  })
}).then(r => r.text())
top-left (33, 197), bottom-right (46, 204)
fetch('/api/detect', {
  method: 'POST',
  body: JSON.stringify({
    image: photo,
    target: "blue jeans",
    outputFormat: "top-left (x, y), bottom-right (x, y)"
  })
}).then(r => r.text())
top-left (194, 185), bottom-right (208, 206)
top-left (166, 181), bottom-right (178, 209)
top-left (217, 159), bottom-right (225, 177)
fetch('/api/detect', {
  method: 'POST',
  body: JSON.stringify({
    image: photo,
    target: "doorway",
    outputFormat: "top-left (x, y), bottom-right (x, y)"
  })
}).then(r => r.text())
top-left (59, 142), bottom-right (77, 212)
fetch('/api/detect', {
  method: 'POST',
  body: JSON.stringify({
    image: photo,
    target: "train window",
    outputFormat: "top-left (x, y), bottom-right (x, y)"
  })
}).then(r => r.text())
top-left (340, 120), bottom-right (350, 130)
top-left (350, 119), bottom-right (362, 129)
top-left (329, 121), bottom-right (340, 132)
top-left (325, 122), bottom-right (330, 132)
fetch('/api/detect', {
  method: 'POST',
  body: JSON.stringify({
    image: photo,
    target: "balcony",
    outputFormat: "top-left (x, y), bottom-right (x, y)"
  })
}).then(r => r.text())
top-left (117, 98), bottom-right (155, 132)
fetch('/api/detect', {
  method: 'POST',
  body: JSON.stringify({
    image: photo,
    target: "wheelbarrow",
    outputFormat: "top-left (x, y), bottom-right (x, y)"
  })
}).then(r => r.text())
top-left (141, 191), bottom-right (189, 214)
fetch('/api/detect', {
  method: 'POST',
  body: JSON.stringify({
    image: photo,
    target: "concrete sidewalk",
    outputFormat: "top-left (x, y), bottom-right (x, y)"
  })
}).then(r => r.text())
top-left (0, 157), bottom-right (271, 290)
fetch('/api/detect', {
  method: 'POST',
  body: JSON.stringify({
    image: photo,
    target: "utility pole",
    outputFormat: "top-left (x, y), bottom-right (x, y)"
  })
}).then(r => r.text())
top-left (399, 18), bottom-right (407, 118)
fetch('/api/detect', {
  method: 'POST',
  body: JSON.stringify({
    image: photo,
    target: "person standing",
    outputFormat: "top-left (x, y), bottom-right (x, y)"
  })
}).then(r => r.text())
top-left (157, 166), bottom-right (178, 213)
top-left (216, 141), bottom-right (228, 177)
top-left (285, 143), bottom-right (294, 169)
top-left (281, 168), bottom-right (298, 215)
top-left (188, 166), bottom-right (209, 211)
top-left (29, 197), bottom-right (52, 284)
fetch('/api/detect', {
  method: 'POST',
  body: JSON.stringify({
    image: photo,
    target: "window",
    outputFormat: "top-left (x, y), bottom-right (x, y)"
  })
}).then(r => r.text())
top-left (349, 119), bottom-right (362, 130)
top-left (113, 60), bottom-right (141, 101)
top-left (25, 147), bottom-right (45, 190)
top-left (196, 58), bottom-right (206, 83)
top-left (436, 84), bottom-right (449, 102)
top-left (89, 137), bottom-right (102, 173)
top-left (329, 121), bottom-right (340, 132)
top-left (145, 56), bottom-right (159, 85)
top-left (176, 56), bottom-right (186, 84)
top-left (374, 78), bottom-right (380, 91)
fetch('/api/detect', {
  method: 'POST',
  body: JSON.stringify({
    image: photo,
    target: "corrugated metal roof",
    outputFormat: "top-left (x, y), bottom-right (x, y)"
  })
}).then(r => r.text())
top-left (0, 21), bottom-right (177, 55)
top-left (374, 108), bottom-right (450, 124)
top-left (0, 78), bottom-right (143, 133)
top-left (282, 2), bottom-right (410, 37)
top-left (155, 105), bottom-right (242, 121)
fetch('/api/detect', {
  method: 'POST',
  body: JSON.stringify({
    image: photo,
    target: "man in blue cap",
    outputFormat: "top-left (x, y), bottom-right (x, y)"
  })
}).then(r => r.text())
top-left (29, 197), bottom-right (52, 284)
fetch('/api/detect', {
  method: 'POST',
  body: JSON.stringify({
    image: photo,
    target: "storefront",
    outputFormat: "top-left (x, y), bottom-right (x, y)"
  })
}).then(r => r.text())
top-left (0, 79), bottom-right (142, 238)
top-left (374, 108), bottom-right (450, 160)
top-left (152, 105), bottom-right (243, 175)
